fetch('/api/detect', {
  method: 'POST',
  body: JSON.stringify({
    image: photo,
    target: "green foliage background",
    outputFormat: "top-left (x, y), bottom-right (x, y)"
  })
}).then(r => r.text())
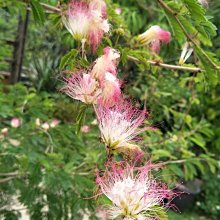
top-left (0, 0), bottom-right (220, 219)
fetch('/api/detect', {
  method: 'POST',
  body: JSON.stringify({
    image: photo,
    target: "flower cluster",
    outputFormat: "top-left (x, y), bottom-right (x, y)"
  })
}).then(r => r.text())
top-left (62, 0), bottom-right (110, 52)
top-left (61, 2), bottom-right (175, 219)
top-left (62, 47), bottom-right (121, 107)
top-left (96, 162), bottom-right (173, 220)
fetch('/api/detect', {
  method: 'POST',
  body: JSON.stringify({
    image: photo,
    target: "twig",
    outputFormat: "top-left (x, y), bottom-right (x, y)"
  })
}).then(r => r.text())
top-left (0, 177), bottom-right (15, 183)
top-left (0, 172), bottom-right (18, 177)
top-left (158, 158), bottom-right (205, 166)
top-left (40, 3), bottom-right (61, 13)
top-left (128, 55), bottom-right (202, 72)
top-left (157, 0), bottom-right (220, 71)
top-left (26, 2), bottom-right (61, 14)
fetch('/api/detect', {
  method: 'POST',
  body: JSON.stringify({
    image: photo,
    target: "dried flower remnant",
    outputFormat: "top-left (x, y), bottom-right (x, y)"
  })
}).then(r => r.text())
top-left (95, 206), bottom-right (109, 220)
top-left (35, 118), bottom-right (41, 127)
top-left (95, 100), bottom-right (146, 151)
top-left (137, 25), bottom-right (171, 53)
top-left (96, 162), bottom-right (173, 220)
top-left (62, 0), bottom-right (110, 52)
top-left (90, 47), bottom-right (120, 81)
top-left (179, 42), bottom-right (193, 65)
top-left (198, 0), bottom-right (208, 7)
top-left (11, 118), bottom-right (21, 128)
top-left (62, 72), bottom-right (101, 104)
top-left (1, 128), bottom-right (8, 136)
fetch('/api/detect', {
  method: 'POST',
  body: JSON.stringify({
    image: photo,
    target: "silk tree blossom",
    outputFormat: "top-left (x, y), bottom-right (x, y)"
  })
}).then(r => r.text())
top-left (90, 47), bottom-right (120, 81)
top-left (62, 72), bottom-right (101, 104)
top-left (62, 0), bottom-right (110, 52)
top-left (179, 42), bottom-right (193, 65)
top-left (96, 162), bottom-right (173, 220)
top-left (95, 100), bottom-right (146, 150)
top-left (89, 0), bottom-right (107, 18)
top-left (11, 118), bottom-right (21, 128)
top-left (99, 72), bottom-right (121, 107)
top-left (137, 25), bottom-right (171, 53)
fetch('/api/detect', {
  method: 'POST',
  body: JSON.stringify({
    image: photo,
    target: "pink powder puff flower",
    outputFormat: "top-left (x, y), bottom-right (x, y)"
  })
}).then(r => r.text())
top-left (89, 0), bottom-right (107, 18)
top-left (99, 72), bottom-right (121, 107)
top-left (90, 47), bottom-right (120, 81)
top-left (11, 118), bottom-right (21, 128)
top-left (137, 25), bottom-right (171, 53)
top-left (62, 72), bottom-right (101, 104)
top-left (62, 0), bottom-right (110, 52)
top-left (96, 162), bottom-right (173, 220)
top-left (95, 100), bottom-right (146, 150)
top-left (62, 0), bottom-right (91, 40)
top-left (50, 119), bottom-right (60, 128)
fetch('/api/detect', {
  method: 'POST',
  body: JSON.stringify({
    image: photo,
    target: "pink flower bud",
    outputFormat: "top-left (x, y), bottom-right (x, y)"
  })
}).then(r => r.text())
top-left (50, 119), bottom-right (60, 128)
top-left (81, 125), bottom-right (91, 133)
top-left (137, 25), bottom-right (171, 53)
top-left (35, 118), bottom-right (41, 126)
top-left (99, 72), bottom-right (121, 107)
top-left (11, 118), bottom-right (21, 128)
top-left (115, 7), bottom-right (122, 15)
top-left (41, 122), bottom-right (50, 131)
top-left (1, 128), bottom-right (8, 136)
top-left (90, 47), bottom-right (120, 81)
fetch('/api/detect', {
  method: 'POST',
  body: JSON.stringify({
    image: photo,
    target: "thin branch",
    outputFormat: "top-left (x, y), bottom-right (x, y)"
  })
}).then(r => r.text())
top-left (128, 55), bottom-right (202, 72)
top-left (157, 0), bottom-right (220, 71)
top-left (40, 3), bottom-right (61, 13)
top-left (26, 2), bottom-right (61, 14)
top-left (158, 158), bottom-right (206, 166)
top-left (0, 172), bottom-right (18, 177)
top-left (0, 177), bottom-right (15, 183)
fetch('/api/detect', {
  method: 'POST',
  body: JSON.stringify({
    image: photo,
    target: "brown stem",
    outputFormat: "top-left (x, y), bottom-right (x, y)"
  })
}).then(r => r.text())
top-left (128, 55), bottom-right (202, 72)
